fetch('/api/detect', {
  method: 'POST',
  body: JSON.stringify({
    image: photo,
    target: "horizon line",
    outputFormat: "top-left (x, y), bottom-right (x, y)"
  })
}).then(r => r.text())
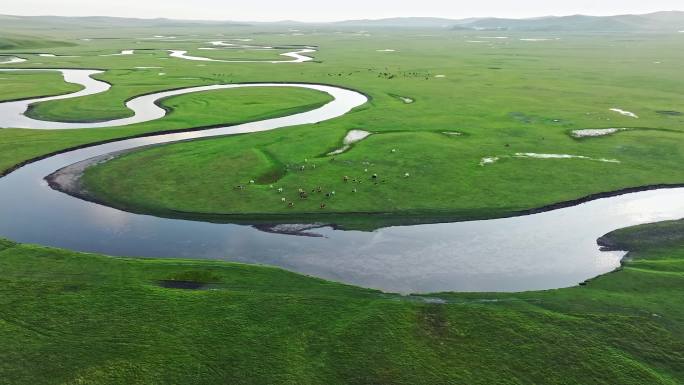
top-left (1, 9), bottom-right (683, 24)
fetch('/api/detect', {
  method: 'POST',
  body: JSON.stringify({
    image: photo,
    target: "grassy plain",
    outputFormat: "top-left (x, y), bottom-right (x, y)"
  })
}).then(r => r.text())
top-left (1, 219), bottom-right (683, 384)
top-left (64, 31), bottom-right (684, 220)
top-left (1, 31), bottom-right (683, 222)
top-left (1, 24), bottom-right (684, 385)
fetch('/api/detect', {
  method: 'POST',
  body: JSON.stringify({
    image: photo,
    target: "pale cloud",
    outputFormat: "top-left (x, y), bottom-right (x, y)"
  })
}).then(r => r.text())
top-left (1, 0), bottom-right (682, 22)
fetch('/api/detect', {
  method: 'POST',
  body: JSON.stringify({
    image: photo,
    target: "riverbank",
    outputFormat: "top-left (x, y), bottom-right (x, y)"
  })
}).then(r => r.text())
top-left (2, 219), bottom-right (683, 384)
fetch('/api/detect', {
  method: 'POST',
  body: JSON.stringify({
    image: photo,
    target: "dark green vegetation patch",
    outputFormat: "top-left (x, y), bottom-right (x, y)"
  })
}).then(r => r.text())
top-left (1, 218), bottom-right (684, 384)
top-left (0, 34), bottom-right (75, 50)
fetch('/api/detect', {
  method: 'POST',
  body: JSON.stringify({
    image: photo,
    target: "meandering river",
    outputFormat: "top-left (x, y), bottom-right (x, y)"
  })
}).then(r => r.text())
top-left (1, 68), bottom-right (683, 294)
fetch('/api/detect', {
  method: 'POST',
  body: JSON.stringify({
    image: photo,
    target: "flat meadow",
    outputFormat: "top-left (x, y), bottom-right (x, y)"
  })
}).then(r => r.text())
top-left (1, 24), bottom-right (684, 384)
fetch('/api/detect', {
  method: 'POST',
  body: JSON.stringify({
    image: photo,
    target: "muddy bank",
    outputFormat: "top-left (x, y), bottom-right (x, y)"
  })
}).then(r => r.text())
top-left (253, 223), bottom-right (329, 237)
top-left (45, 148), bottom-right (139, 198)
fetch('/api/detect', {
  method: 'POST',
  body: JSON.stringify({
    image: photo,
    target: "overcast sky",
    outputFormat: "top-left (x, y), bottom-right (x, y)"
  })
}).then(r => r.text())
top-left (2, 0), bottom-right (683, 22)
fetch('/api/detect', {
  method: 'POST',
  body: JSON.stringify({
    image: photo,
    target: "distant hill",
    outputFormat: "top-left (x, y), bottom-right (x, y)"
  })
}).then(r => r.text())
top-left (0, 11), bottom-right (682, 32)
top-left (333, 17), bottom-right (483, 28)
top-left (333, 11), bottom-right (684, 31)
top-left (0, 14), bottom-right (248, 31)
top-left (462, 11), bottom-right (684, 32)
top-left (0, 33), bottom-right (75, 50)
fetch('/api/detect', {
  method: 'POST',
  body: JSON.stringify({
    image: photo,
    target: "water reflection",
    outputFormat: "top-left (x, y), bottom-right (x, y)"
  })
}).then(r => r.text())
top-left (0, 70), bottom-right (682, 293)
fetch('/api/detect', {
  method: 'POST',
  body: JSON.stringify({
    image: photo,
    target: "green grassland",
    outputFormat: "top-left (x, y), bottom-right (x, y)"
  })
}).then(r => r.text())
top-left (1, 218), bottom-right (683, 384)
top-left (2, 30), bottom-right (682, 221)
top-left (50, 31), bottom-right (682, 222)
top-left (1, 24), bottom-right (684, 385)
top-left (80, 121), bottom-right (684, 224)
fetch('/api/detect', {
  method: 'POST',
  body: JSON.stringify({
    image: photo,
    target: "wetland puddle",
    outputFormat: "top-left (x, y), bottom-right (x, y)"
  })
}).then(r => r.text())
top-left (571, 128), bottom-right (628, 138)
top-left (327, 129), bottom-right (371, 155)
top-left (610, 108), bottom-right (638, 118)
top-left (158, 280), bottom-right (208, 290)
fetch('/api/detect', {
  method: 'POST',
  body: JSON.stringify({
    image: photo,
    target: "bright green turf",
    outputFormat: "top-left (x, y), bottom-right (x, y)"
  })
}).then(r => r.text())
top-left (81, 125), bottom-right (684, 223)
top-left (9, 31), bottom-right (673, 221)
top-left (1, 219), bottom-right (684, 384)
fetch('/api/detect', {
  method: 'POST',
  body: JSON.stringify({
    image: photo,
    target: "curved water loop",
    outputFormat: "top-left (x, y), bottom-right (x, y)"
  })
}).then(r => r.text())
top-left (0, 68), bottom-right (683, 294)
top-left (0, 56), bottom-right (27, 64)
top-left (0, 69), bottom-right (350, 129)
top-left (168, 48), bottom-right (316, 63)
